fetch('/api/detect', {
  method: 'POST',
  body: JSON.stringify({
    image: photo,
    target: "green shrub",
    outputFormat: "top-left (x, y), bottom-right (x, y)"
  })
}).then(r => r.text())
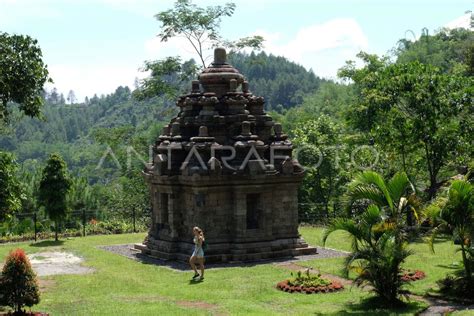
top-left (287, 269), bottom-right (331, 287)
top-left (0, 248), bottom-right (40, 314)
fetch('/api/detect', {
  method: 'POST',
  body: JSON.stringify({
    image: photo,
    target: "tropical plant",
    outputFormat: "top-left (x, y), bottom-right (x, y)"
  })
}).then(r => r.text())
top-left (323, 204), bottom-right (412, 305)
top-left (323, 171), bottom-right (417, 304)
top-left (0, 248), bottom-right (40, 314)
top-left (345, 171), bottom-right (418, 226)
top-left (427, 179), bottom-right (473, 282)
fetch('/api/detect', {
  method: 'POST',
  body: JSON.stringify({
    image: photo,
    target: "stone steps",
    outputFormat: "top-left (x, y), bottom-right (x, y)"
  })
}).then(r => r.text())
top-left (134, 243), bottom-right (317, 263)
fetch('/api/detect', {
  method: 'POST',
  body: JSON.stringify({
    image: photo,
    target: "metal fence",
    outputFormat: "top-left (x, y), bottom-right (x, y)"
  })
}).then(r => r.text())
top-left (2, 202), bottom-right (342, 243)
top-left (1, 208), bottom-right (147, 243)
top-left (297, 202), bottom-right (346, 224)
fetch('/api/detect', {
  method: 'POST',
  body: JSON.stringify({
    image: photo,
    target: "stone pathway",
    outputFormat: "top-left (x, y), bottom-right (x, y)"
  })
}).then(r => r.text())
top-left (418, 296), bottom-right (474, 315)
top-left (28, 251), bottom-right (94, 276)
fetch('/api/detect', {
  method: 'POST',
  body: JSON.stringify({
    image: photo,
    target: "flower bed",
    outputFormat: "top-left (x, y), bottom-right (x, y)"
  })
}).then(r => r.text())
top-left (276, 269), bottom-right (344, 294)
top-left (401, 270), bottom-right (426, 282)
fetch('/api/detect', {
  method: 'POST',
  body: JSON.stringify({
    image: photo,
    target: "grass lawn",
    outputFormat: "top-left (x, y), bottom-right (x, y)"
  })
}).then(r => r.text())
top-left (0, 227), bottom-right (466, 315)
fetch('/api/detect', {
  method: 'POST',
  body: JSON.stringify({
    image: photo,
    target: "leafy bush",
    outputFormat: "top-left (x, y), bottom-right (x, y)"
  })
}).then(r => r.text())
top-left (436, 274), bottom-right (474, 301)
top-left (86, 219), bottom-right (147, 235)
top-left (0, 248), bottom-right (40, 314)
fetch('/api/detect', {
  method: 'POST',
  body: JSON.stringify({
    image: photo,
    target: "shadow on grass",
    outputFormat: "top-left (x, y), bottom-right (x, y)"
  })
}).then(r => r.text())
top-left (318, 296), bottom-right (425, 315)
top-left (409, 234), bottom-right (451, 244)
top-left (188, 278), bottom-right (204, 285)
top-left (30, 240), bottom-right (65, 247)
top-left (436, 263), bottom-right (462, 270)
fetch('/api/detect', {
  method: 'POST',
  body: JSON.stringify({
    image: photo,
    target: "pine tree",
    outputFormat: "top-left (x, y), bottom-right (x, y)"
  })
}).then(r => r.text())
top-left (38, 153), bottom-right (72, 241)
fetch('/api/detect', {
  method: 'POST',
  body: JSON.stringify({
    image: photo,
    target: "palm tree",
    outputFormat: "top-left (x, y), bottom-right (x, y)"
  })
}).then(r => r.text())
top-left (323, 171), bottom-right (416, 304)
top-left (427, 179), bottom-right (473, 282)
top-left (345, 171), bottom-right (418, 226)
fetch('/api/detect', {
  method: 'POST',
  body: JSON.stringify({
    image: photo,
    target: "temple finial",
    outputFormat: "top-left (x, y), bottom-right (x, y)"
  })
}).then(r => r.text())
top-left (214, 47), bottom-right (226, 64)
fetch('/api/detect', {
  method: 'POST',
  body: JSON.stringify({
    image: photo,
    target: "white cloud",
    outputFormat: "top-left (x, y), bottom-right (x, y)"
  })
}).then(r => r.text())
top-left (444, 12), bottom-right (473, 31)
top-left (143, 18), bottom-right (368, 79)
top-left (144, 34), bottom-right (216, 67)
top-left (254, 18), bottom-right (369, 79)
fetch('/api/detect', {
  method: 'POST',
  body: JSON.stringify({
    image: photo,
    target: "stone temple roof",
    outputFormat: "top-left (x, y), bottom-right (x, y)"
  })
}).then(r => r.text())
top-left (146, 48), bottom-right (303, 178)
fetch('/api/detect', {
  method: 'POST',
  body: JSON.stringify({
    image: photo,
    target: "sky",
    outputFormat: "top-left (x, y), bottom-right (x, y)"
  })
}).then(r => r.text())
top-left (0, 0), bottom-right (472, 101)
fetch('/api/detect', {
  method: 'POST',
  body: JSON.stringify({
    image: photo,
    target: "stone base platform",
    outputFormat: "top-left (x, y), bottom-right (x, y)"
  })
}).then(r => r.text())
top-left (135, 237), bottom-right (317, 263)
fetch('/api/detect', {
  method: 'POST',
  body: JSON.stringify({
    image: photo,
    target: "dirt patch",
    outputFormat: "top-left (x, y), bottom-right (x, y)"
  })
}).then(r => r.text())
top-left (177, 301), bottom-right (218, 309)
top-left (28, 251), bottom-right (94, 276)
top-left (176, 300), bottom-right (227, 315)
top-left (115, 295), bottom-right (167, 303)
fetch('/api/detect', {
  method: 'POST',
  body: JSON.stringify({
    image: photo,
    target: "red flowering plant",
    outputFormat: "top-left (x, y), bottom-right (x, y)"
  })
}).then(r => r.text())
top-left (401, 270), bottom-right (426, 282)
top-left (0, 249), bottom-right (40, 315)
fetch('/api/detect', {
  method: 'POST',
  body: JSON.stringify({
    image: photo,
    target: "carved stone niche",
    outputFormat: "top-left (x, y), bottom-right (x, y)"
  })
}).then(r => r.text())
top-left (135, 48), bottom-right (316, 263)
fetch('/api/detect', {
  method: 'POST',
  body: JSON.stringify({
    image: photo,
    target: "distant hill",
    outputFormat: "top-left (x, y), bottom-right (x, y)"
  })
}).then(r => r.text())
top-left (0, 52), bottom-right (325, 179)
top-left (228, 51), bottom-right (325, 110)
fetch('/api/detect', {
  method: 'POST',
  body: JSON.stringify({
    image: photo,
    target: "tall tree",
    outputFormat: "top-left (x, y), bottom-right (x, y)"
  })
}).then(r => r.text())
top-left (0, 151), bottom-right (23, 221)
top-left (38, 153), bottom-right (72, 241)
top-left (59, 93), bottom-right (65, 105)
top-left (135, 0), bottom-right (264, 100)
top-left (48, 87), bottom-right (60, 105)
top-left (67, 90), bottom-right (76, 104)
top-left (0, 32), bottom-right (51, 123)
top-left (156, 0), bottom-right (263, 68)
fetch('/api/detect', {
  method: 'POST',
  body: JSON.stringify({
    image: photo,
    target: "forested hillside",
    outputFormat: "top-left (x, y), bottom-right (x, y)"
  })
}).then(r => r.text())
top-left (0, 52), bottom-right (320, 182)
top-left (228, 52), bottom-right (324, 110)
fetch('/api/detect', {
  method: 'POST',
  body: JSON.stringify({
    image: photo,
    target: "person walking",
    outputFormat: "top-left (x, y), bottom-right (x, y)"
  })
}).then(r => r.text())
top-left (189, 226), bottom-right (205, 280)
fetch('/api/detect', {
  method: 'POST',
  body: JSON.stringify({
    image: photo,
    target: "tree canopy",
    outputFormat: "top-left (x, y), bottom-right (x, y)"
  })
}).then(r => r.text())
top-left (0, 32), bottom-right (51, 123)
top-left (155, 0), bottom-right (263, 68)
top-left (339, 52), bottom-right (473, 197)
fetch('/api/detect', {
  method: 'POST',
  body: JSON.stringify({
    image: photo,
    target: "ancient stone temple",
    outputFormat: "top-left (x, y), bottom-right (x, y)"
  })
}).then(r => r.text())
top-left (135, 48), bottom-right (316, 262)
